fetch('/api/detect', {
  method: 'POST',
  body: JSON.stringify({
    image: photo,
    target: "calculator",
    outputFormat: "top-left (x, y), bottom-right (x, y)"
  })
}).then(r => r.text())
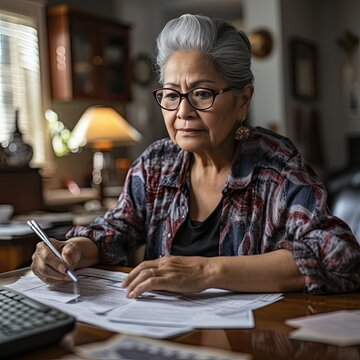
top-left (0, 285), bottom-right (75, 358)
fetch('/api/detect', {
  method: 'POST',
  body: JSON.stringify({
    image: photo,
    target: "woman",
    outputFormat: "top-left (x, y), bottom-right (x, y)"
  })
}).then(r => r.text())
top-left (32, 14), bottom-right (360, 297)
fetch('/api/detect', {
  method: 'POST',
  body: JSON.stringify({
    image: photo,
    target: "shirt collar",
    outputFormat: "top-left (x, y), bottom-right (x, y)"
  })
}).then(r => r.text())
top-left (159, 147), bottom-right (191, 188)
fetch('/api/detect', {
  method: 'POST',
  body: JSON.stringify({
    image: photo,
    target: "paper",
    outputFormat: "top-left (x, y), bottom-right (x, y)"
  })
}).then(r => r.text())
top-left (60, 334), bottom-right (251, 360)
top-left (5, 269), bottom-right (192, 338)
top-left (5, 268), bottom-right (283, 339)
top-left (17, 269), bottom-right (132, 313)
top-left (181, 290), bottom-right (283, 313)
top-left (111, 289), bottom-right (255, 329)
top-left (286, 310), bottom-right (360, 346)
top-left (0, 222), bottom-right (51, 239)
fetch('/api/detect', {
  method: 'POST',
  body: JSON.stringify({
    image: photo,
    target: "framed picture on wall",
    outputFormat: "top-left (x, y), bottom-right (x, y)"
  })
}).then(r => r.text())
top-left (290, 38), bottom-right (318, 101)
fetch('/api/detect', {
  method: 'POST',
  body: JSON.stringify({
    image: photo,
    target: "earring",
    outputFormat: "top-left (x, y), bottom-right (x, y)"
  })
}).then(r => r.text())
top-left (235, 120), bottom-right (250, 141)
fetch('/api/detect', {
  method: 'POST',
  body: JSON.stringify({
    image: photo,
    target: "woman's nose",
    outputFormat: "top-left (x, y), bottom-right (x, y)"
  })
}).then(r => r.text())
top-left (176, 97), bottom-right (196, 119)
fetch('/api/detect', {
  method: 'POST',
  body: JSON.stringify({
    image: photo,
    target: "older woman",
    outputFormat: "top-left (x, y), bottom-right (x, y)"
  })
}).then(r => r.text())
top-left (32, 14), bottom-right (360, 296)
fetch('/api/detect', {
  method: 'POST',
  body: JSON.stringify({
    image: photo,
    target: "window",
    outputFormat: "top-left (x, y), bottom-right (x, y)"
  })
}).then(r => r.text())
top-left (0, 10), bottom-right (45, 167)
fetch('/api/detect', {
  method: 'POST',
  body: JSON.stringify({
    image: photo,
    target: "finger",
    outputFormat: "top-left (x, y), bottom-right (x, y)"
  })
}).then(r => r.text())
top-left (127, 269), bottom-right (163, 299)
top-left (125, 267), bottom-right (153, 293)
top-left (31, 266), bottom-right (71, 285)
top-left (33, 241), bottom-right (64, 271)
top-left (31, 242), bottom-right (69, 282)
top-left (31, 256), bottom-right (69, 284)
top-left (122, 259), bottom-right (159, 287)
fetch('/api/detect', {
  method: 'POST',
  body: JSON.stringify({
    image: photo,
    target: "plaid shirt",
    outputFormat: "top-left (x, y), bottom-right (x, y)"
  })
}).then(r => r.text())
top-left (68, 127), bottom-right (360, 294)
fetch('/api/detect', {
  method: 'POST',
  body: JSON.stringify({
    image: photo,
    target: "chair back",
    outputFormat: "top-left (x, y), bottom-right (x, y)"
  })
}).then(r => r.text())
top-left (332, 187), bottom-right (360, 243)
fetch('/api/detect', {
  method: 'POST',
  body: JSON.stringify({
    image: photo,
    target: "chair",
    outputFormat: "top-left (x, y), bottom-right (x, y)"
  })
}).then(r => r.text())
top-left (332, 187), bottom-right (360, 243)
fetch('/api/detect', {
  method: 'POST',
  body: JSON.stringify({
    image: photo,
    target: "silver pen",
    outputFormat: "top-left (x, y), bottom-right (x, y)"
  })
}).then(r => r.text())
top-left (27, 219), bottom-right (79, 283)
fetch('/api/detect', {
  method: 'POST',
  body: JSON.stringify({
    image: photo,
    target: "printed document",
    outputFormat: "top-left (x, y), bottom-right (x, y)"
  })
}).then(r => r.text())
top-left (6, 268), bottom-right (283, 338)
top-left (60, 334), bottom-right (251, 360)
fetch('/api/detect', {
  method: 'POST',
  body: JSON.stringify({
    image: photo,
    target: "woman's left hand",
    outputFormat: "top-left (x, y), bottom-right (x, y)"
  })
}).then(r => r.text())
top-left (122, 256), bottom-right (211, 298)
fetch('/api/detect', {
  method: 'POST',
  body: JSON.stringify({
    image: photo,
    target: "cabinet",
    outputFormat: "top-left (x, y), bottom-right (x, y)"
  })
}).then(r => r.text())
top-left (47, 5), bottom-right (131, 101)
top-left (0, 167), bottom-right (43, 214)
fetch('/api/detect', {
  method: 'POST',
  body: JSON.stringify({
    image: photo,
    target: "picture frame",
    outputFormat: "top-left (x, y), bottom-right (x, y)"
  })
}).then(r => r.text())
top-left (132, 54), bottom-right (154, 86)
top-left (290, 38), bottom-right (318, 101)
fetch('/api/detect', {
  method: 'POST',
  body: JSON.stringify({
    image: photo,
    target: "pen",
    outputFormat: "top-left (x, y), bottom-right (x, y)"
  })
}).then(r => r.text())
top-left (27, 219), bottom-right (79, 283)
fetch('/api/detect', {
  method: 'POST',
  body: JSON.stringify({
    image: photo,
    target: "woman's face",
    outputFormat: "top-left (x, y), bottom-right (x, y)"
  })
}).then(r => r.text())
top-left (161, 50), bottom-right (251, 155)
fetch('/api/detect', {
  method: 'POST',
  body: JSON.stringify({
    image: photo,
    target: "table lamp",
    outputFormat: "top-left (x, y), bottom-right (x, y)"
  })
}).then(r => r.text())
top-left (68, 105), bottom-right (142, 204)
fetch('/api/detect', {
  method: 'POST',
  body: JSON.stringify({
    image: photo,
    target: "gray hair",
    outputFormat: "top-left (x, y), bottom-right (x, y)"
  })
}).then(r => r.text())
top-left (155, 14), bottom-right (254, 94)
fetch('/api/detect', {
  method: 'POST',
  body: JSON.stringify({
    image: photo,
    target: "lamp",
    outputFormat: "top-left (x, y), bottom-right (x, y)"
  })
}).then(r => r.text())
top-left (69, 106), bottom-right (142, 204)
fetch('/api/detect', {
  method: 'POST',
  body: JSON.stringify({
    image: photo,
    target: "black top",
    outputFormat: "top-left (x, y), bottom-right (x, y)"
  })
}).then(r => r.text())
top-left (171, 199), bottom-right (222, 257)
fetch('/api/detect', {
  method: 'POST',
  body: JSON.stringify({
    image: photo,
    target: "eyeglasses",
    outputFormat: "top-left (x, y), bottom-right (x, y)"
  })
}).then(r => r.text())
top-left (153, 87), bottom-right (232, 111)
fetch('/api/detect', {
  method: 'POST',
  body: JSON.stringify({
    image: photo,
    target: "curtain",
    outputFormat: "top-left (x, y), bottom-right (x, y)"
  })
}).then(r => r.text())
top-left (0, 11), bottom-right (45, 166)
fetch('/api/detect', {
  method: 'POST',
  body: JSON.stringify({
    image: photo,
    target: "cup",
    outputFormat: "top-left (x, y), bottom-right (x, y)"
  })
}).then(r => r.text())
top-left (0, 204), bottom-right (14, 223)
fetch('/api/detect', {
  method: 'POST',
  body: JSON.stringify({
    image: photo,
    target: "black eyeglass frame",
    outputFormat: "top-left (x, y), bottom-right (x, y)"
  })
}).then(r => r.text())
top-left (152, 86), bottom-right (232, 111)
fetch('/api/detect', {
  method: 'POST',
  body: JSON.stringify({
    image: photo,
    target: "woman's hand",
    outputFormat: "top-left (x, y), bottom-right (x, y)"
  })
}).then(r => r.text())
top-left (122, 256), bottom-right (212, 298)
top-left (31, 239), bottom-right (81, 285)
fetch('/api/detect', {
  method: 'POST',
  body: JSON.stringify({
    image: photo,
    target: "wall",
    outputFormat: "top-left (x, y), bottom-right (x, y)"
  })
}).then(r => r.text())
top-left (316, 0), bottom-right (360, 172)
top-left (280, 0), bottom-right (325, 175)
top-left (244, 0), bottom-right (285, 133)
top-left (113, 0), bottom-right (168, 162)
top-left (313, 0), bottom-right (347, 173)
top-left (281, 0), bottom-right (360, 175)
top-left (338, 0), bottom-right (360, 136)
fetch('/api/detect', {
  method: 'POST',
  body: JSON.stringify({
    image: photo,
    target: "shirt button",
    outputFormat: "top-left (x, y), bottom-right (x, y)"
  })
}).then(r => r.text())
top-left (167, 233), bottom-right (171, 238)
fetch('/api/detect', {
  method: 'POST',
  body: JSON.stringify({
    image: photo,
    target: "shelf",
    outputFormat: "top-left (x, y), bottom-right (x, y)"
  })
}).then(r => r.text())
top-left (47, 5), bottom-right (131, 101)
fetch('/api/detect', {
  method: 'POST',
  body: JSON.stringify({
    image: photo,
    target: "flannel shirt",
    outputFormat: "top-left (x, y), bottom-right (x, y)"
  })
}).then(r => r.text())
top-left (67, 126), bottom-right (360, 294)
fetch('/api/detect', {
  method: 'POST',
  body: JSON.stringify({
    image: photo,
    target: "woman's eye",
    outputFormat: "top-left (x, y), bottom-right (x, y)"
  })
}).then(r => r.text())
top-left (194, 89), bottom-right (212, 99)
top-left (165, 92), bottom-right (179, 100)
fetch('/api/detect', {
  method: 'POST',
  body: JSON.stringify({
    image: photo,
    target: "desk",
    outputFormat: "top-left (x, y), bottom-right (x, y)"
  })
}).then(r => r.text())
top-left (1, 267), bottom-right (359, 360)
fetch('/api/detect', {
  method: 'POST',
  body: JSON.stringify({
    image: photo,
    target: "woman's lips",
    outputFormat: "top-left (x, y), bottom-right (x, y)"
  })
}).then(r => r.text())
top-left (177, 128), bottom-right (204, 136)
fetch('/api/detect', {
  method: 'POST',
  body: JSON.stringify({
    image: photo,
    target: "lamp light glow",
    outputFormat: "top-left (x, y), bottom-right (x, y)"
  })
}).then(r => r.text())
top-left (68, 106), bottom-right (142, 206)
top-left (69, 106), bottom-right (142, 151)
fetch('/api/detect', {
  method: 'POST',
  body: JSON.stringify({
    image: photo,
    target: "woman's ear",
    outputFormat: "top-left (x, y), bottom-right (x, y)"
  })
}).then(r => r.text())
top-left (237, 84), bottom-right (254, 120)
top-left (240, 84), bottom-right (254, 109)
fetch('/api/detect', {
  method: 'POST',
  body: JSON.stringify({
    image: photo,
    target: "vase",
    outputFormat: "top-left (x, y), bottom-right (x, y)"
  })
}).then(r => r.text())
top-left (4, 109), bottom-right (33, 167)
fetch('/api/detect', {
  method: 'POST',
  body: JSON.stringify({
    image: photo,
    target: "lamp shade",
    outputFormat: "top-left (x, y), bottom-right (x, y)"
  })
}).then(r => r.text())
top-left (69, 106), bottom-right (142, 151)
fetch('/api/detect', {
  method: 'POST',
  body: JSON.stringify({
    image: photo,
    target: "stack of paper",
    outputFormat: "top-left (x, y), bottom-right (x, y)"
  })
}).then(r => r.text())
top-left (60, 334), bottom-right (251, 360)
top-left (6, 268), bottom-right (283, 339)
top-left (286, 310), bottom-right (360, 346)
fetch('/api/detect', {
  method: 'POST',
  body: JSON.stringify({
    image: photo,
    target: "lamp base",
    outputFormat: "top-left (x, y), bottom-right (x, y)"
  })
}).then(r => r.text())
top-left (92, 151), bottom-right (107, 206)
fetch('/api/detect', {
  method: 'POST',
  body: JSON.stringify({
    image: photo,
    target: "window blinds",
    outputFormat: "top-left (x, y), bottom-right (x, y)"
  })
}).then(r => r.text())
top-left (0, 11), bottom-right (45, 166)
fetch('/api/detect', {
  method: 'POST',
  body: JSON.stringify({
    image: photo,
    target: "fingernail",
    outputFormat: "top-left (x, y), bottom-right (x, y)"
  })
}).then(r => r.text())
top-left (128, 291), bottom-right (135, 298)
top-left (58, 264), bottom-right (66, 274)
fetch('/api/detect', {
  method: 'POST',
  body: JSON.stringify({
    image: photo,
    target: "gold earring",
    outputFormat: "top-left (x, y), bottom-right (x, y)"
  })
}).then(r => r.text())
top-left (235, 120), bottom-right (250, 141)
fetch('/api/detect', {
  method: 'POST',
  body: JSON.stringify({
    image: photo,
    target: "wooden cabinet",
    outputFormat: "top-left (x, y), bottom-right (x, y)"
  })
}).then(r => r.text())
top-left (47, 5), bottom-right (131, 101)
top-left (0, 167), bottom-right (43, 214)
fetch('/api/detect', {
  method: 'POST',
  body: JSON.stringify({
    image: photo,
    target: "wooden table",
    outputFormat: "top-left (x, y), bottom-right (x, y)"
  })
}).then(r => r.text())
top-left (1, 267), bottom-right (359, 360)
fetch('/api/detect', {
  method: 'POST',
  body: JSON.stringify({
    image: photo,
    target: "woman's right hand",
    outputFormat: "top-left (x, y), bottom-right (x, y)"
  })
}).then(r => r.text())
top-left (31, 239), bottom-right (81, 285)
